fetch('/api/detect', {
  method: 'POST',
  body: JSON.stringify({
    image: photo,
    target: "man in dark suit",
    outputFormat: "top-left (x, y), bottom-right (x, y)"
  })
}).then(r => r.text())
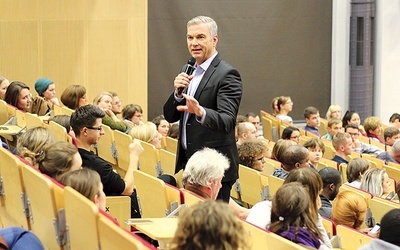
top-left (163, 16), bottom-right (242, 202)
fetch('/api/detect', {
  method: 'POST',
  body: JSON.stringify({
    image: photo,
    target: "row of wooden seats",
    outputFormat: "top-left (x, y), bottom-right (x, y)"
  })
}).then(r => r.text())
top-left (0, 146), bottom-right (154, 249)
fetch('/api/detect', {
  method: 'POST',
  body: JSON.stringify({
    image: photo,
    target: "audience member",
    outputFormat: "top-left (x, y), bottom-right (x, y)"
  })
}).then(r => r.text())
top-left (152, 115), bottom-right (170, 137)
top-left (0, 227), bottom-right (44, 250)
top-left (238, 139), bottom-right (269, 172)
top-left (377, 139), bottom-right (400, 164)
top-left (0, 76), bottom-right (10, 100)
top-left (331, 132), bottom-right (353, 165)
top-left (318, 167), bottom-right (342, 219)
top-left (345, 124), bottom-right (383, 155)
top-left (325, 104), bottom-right (342, 120)
top-left (364, 116), bottom-right (384, 143)
top-left (93, 92), bottom-right (128, 133)
top-left (342, 110), bottom-right (366, 136)
top-left (332, 190), bottom-right (367, 231)
top-left (70, 104), bottom-right (143, 218)
top-left (247, 167), bottom-right (332, 248)
top-left (169, 200), bottom-right (248, 250)
top-left (235, 114), bottom-right (247, 141)
top-left (303, 138), bottom-right (325, 170)
top-left (269, 183), bottom-right (327, 250)
top-left (16, 127), bottom-right (55, 168)
top-left (236, 121), bottom-right (257, 146)
top-left (4, 81), bottom-right (31, 112)
top-left (281, 126), bottom-right (301, 145)
top-left (384, 127), bottom-right (400, 146)
top-left (346, 158), bottom-right (370, 188)
top-left (360, 168), bottom-right (391, 197)
top-left (271, 139), bottom-right (296, 162)
top-left (271, 96), bottom-right (279, 116)
top-left (60, 85), bottom-right (88, 110)
top-left (167, 123), bottom-right (179, 139)
top-left (59, 168), bottom-right (106, 211)
top-left (321, 118), bottom-right (342, 141)
top-left (272, 145), bottom-right (310, 179)
top-left (122, 103), bottom-right (143, 126)
top-left (303, 106), bottom-right (321, 136)
top-left (34, 77), bottom-right (60, 106)
top-left (129, 122), bottom-right (162, 149)
top-left (377, 209), bottom-right (400, 247)
top-left (109, 91), bottom-right (122, 115)
top-left (246, 112), bottom-right (262, 137)
top-left (37, 141), bottom-right (82, 181)
top-left (389, 113), bottom-right (400, 130)
top-left (276, 96), bottom-right (293, 124)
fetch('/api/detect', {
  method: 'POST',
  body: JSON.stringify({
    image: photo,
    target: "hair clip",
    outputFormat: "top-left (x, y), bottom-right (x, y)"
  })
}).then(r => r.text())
top-left (279, 216), bottom-right (284, 222)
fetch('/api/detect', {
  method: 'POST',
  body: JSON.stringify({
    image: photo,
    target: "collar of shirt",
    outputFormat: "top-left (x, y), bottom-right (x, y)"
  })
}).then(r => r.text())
top-left (196, 51), bottom-right (218, 73)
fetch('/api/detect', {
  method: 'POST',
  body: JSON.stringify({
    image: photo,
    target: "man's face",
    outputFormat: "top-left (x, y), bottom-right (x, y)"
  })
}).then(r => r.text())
top-left (111, 96), bottom-right (122, 114)
top-left (386, 134), bottom-right (400, 146)
top-left (187, 23), bottom-right (218, 65)
top-left (345, 127), bottom-right (359, 142)
top-left (329, 181), bottom-right (342, 200)
top-left (328, 122), bottom-right (343, 137)
top-left (246, 124), bottom-right (258, 140)
top-left (308, 146), bottom-right (323, 165)
top-left (306, 113), bottom-right (320, 128)
top-left (210, 177), bottom-right (223, 200)
top-left (84, 118), bottom-right (105, 144)
top-left (247, 116), bottom-right (260, 130)
top-left (342, 137), bottom-right (353, 155)
top-left (297, 152), bottom-right (310, 168)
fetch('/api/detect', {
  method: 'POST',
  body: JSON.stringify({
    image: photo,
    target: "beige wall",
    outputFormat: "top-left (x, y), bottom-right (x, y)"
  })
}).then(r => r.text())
top-left (0, 0), bottom-right (148, 119)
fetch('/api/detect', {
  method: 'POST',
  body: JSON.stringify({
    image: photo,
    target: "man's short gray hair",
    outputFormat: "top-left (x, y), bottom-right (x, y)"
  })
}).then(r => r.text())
top-left (187, 16), bottom-right (218, 37)
top-left (182, 148), bottom-right (229, 187)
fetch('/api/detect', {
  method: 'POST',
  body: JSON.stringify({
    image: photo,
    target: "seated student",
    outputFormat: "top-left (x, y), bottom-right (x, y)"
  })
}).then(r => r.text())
top-left (238, 139), bottom-right (270, 172)
top-left (34, 77), bottom-right (60, 106)
top-left (272, 145), bottom-right (310, 180)
top-left (318, 168), bottom-right (342, 219)
top-left (60, 85), bottom-right (88, 110)
top-left (384, 127), bottom-right (400, 147)
top-left (4, 81), bottom-right (31, 112)
top-left (360, 168), bottom-right (391, 198)
top-left (70, 104), bottom-right (144, 218)
top-left (0, 227), bottom-right (44, 250)
top-left (37, 141), bottom-right (82, 181)
top-left (152, 115), bottom-right (170, 137)
top-left (167, 123), bottom-right (179, 139)
top-left (234, 115), bottom-right (247, 141)
top-left (389, 113), bottom-right (400, 130)
top-left (342, 110), bottom-right (367, 136)
top-left (247, 167), bottom-right (332, 248)
top-left (281, 126), bottom-right (301, 145)
top-left (377, 139), bottom-right (400, 164)
top-left (245, 112), bottom-right (262, 137)
top-left (364, 116), bottom-right (384, 143)
top-left (129, 122), bottom-right (162, 150)
top-left (303, 106), bottom-right (321, 136)
top-left (59, 168), bottom-right (106, 211)
top-left (16, 127), bottom-right (55, 168)
top-left (169, 200), bottom-right (248, 250)
top-left (331, 132), bottom-right (353, 165)
top-left (271, 139), bottom-right (296, 163)
top-left (332, 190), bottom-right (367, 231)
top-left (0, 76), bottom-right (10, 100)
top-left (346, 158), bottom-right (370, 189)
top-left (121, 103), bottom-right (143, 126)
top-left (276, 96), bottom-right (293, 124)
top-left (303, 138), bottom-right (325, 170)
top-left (345, 124), bottom-right (384, 155)
top-left (108, 91), bottom-right (122, 116)
top-left (236, 121), bottom-right (257, 146)
top-left (371, 209), bottom-right (400, 247)
top-left (325, 104), bottom-right (342, 120)
top-left (270, 183), bottom-right (329, 250)
top-left (93, 92), bottom-right (128, 133)
top-left (321, 118), bottom-right (342, 141)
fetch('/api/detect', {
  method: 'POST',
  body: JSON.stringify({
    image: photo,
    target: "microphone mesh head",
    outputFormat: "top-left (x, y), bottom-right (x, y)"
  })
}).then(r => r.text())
top-left (188, 57), bottom-right (196, 66)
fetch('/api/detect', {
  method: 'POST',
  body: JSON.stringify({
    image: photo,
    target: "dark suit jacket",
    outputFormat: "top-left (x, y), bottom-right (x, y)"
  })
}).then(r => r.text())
top-left (163, 54), bottom-right (242, 182)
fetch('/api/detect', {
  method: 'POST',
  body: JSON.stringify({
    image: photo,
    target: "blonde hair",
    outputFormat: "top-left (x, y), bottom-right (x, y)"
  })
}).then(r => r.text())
top-left (92, 92), bottom-right (112, 106)
top-left (59, 168), bottom-right (101, 203)
top-left (37, 141), bottom-right (79, 181)
top-left (16, 127), bottom-right (55, 167)
top-left (332, 190), bottom-right (367, 230)
top-left (326, 104), bottom-right (342, 119)
top-left (169, 200), bottom-right (248, 250)
top-left (360, 168), bottom-right (387, 197)
top-left (364, 116), bottom-right (382, 134)
top-left (129, 122), bottom-right (157, 143)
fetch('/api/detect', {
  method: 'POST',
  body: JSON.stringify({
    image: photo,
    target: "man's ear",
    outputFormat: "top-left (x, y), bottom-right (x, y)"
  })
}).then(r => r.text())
top-left (94, 194), bottom-right (99, 206)
top-left (329, 183), bottom-right (335, 191)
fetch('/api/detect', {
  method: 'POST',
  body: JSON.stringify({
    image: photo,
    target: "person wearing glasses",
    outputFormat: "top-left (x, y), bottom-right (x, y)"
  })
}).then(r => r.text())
top-left (238, 139), bottom-right (270, 172)
top-left (121, 103), bottom-right (144, 127)
top-left (281, 126), bottom-right (301, 145)
top-left (70, 104), bottom-right (144, 218)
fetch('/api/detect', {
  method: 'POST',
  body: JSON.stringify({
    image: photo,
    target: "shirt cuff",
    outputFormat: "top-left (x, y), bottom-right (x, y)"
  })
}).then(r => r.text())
top-left (174, 92), bottom-right (184, 102)
top-left (196, 107), bottom-right (206, 124)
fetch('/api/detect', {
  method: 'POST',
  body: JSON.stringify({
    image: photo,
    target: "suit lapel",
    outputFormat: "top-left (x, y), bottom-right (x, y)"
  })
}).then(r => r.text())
top-left (194, 54), bottom-right (222, 100)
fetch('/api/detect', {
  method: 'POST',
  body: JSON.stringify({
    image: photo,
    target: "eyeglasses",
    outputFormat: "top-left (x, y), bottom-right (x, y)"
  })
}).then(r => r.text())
top-left (113, 101), bottom-right (122, 105)
top-left (257, 156), bottom-right (265, 162)
top-left (87, 126), bottom-right (103, 131)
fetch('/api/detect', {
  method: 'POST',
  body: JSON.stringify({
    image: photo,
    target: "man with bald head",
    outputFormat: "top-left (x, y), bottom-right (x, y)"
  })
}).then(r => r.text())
top-left (236, 122), bottom-right (257, 146)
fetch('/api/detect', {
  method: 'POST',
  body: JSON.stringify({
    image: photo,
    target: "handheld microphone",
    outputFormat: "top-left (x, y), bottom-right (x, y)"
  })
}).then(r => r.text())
top-left (177, 57), bottom-right (196, 95)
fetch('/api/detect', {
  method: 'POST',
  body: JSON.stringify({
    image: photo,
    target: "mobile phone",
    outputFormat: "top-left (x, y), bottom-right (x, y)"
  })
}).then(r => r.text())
top-left (386, 191), bottom-right (395, 200)
top-left (370, 223), bottom-right (380, 234)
